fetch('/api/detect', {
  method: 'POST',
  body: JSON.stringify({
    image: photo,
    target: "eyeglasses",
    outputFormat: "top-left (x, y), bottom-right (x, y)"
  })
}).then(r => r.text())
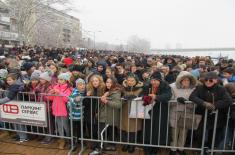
top-left (205, 78), bottom-right (213, 83)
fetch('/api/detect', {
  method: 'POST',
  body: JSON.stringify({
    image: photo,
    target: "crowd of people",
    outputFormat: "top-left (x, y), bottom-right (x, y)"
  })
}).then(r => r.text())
top-left (0, 45), bottom-right (235, 155)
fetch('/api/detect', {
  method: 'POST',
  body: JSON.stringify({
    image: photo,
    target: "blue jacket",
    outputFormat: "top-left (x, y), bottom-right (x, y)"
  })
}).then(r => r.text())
top-left (228, 75), bottom-right (235, 83)
top-left (0, 84), bottom-right (21, 104)
top-left (67, 88), bottom-right (86, 120)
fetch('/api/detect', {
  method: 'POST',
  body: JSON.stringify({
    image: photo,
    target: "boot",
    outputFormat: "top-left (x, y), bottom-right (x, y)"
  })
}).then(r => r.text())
top-left (128, 145), bottom-right (135, 153)
top-left (170, 150), bottom-right (177, 155)
top-left (179, 150), bottom-right (186, 155)
top-left (58, 138), bottom-right (65, 149)
top-left (122, 145), bottom-right (128, 152)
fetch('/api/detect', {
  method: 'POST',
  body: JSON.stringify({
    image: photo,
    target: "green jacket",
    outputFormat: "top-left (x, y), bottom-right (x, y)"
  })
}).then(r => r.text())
top-left (99, 89), bottom-right (122, 127)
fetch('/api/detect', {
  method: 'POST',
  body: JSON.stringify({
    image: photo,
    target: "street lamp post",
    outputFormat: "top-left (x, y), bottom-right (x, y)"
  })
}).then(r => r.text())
top-left (87, 30), bottom-right (101, 50)
top-left (81, 29), bottom-right (101, 50)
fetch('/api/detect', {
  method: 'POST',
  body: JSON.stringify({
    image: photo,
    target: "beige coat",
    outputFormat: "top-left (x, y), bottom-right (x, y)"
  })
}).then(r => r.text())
top-left (169, 71), bottom-right (199, 129)
top-left (121, 80), bottom-right (143, 132)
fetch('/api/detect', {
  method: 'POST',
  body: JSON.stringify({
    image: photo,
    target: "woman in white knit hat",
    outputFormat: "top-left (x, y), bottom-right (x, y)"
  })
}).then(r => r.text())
top-left (35, 71), bottom-right (54, 144)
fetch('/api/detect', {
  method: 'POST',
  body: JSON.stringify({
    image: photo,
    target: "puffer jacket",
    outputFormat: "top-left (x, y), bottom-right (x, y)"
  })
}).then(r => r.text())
top-left (49, 83), bottom-right (72, 116)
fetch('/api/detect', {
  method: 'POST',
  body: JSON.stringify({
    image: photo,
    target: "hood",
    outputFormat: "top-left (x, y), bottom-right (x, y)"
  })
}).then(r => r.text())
top-left (97, 60), bottom-right (107, 69)
top-left (175, 71), bottom-right (197, 89)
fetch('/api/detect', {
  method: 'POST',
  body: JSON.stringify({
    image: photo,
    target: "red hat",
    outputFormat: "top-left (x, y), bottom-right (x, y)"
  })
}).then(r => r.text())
top-left (63, 57), bottom-right (73, 67)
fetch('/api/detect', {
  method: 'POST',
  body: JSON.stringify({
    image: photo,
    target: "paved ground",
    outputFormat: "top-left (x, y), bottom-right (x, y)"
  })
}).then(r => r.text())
top-left (0, 132), bottom-right (199, 155)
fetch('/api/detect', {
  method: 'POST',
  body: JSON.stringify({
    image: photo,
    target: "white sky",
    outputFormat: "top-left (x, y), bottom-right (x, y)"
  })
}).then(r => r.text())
top-left (70, 0), bottom-right (235, 49)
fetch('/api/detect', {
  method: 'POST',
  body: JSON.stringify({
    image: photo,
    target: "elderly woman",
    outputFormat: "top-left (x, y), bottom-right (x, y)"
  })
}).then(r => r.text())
top-left (169, 71), bottom-right (197, 155)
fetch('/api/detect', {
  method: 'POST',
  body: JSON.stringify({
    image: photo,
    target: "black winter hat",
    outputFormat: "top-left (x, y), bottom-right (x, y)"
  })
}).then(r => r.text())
top-left (73, 65), bottom-right (84, 72)
top-left (22, 62), bottom-right (34, 71)
top-left (150, 71), bottom-right (162, 81)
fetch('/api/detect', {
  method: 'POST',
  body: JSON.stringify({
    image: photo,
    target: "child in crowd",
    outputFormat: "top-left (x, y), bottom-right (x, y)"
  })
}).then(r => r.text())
top-left (35, 71), bottom-right (54, 144)
top-left (67, 78), bottom-right (86, 145)
top-left (25, 70), bottom-right (41, 101)
top-left (0, 73), bottom-right (28, 142)
top-left (48, 73), bottom-right (72, 149)
top-left (222, 67), bottom-right (235, 84)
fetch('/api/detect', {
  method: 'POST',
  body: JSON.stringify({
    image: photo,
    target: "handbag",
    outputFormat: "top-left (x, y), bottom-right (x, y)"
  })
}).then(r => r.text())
top-left (128, 97), bottom-right (154, 119)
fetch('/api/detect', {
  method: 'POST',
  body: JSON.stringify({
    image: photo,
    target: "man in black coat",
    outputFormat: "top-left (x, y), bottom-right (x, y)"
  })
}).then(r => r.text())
top-left (189, 71), bottom-right (232, 148)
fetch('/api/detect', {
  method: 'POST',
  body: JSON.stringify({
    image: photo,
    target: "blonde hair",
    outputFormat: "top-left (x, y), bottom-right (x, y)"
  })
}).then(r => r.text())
top-left (87, 74), bottom-right (106, 96)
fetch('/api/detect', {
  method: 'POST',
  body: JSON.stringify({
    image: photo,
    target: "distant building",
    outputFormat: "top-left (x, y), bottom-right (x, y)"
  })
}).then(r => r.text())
top-left (1, 0), bottom-right (81, 48)
top-left (28, 6), bottom-right (82, 48)
top-left (0, 1), bottom-right (19, 47)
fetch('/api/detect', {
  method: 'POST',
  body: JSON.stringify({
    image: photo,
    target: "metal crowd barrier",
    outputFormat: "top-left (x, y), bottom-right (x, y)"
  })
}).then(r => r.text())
top-left (0, 91), bottom-right (75, 155)
top-left (78, 96), bottom-right (235, 155)
top-left (1, 92), bottom-right (235, 155)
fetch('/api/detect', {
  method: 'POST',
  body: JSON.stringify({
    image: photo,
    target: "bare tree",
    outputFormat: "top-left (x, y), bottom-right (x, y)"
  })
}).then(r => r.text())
top-left (127, 35), bottom-right (151, 53)
top-left (4, 0), bottom-right (73, 45)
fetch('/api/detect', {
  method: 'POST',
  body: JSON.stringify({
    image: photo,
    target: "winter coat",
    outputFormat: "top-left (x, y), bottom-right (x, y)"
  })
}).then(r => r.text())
top-left (48, 83), bottom-right (72, 116)
top-left (99, 89), bottom-right (122, 127)
top-left (143, 80), bottom-right (172, 145)
top-left (35, 82), bottom-right (53, 102)
top-left (224, 84), bottom-right (235, 127)
top-left (67, 88), bottom-right (86, 120)
top-left (121, 80), bottom-right (143, 132)
top-left (165, 71), bottom-right (178, 84)
top-left (189, 83), bottom-right (232, 128)
top-left (169, 71), bottom-right (197, 128)
top-left (228, 75), bottom-right (235, 83)
top-left (83, 86), bottom-right (105, 123)
top-left (115, 73), bottom-right (126, 85)
top-left (0, 84), bottom-right (21, 104)
top-left (50, 75), bottom-right (58, 86)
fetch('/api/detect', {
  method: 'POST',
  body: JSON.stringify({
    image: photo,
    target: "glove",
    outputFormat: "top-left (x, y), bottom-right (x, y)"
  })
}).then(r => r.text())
top-left (142, 95), bottom-right (152, 106)
top-left (124, 95), bottom-right (137, 100)
top-left (143, 96), bottom-right (152, 106)
top-left (177, 97), bottom-right (187, 104)
top-left (203, 102), bottom-right (215, 111)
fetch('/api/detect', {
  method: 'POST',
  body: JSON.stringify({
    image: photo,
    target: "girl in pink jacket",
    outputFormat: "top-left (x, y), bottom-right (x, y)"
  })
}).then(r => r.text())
top-left (49, 73), bottom-right (72, 149)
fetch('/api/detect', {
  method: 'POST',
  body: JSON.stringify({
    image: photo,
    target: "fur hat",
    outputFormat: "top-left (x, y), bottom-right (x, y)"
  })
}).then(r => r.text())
top-left (205, 71), bottom-right (218, 79)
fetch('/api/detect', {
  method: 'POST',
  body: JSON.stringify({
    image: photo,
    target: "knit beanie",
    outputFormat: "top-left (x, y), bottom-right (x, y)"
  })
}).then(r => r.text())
top-left (39, 71), bottom-right (52, 82)
top-left (58, 73), bottom-right (71, 81)
top-left (76, 78), bottom-right (85, 85)
top-left (190, 69), bottom-right (200, 79)
top-left (150, 71), bottom-right (162, 81)
top-left (22, 62), bottom-right (34, 71)
top-left (30, 70), bottom-right (41, 81)
top-left (0, 69), bottom-right (8, 79)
